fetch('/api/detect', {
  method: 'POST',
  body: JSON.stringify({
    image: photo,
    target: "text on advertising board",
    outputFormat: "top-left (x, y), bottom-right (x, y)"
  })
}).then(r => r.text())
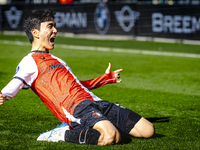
top-left (54, 11), bottom-right (87, 28)
top-left (152, 13), bottom-right (200, 34)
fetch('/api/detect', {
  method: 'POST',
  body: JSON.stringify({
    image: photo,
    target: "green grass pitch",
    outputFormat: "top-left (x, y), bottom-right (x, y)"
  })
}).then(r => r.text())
top-left (0, 34), bottom-right (199, 149)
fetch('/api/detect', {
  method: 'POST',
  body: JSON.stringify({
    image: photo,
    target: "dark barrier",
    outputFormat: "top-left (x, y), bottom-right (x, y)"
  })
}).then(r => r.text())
top-left (0, 3), bottom-right (200, 40)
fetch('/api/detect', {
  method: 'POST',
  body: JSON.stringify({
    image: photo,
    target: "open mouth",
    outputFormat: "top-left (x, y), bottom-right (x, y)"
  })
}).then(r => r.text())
top-left (50, 37), bottom-right (55, 43)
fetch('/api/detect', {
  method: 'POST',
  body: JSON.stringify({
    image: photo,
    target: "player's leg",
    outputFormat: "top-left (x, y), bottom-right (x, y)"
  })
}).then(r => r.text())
top-left (67, 100), bottom-right (120, 145)
top-left (100, 102), bottom-right (154, 139)
top-left (37, 122), bottom-right (101, 144)
top-left (64, 120), bottom-right (121, 145)
top-left (129, 117), bottom-right (154, 138)
top-left (127, 112), bottom-right (155, 138)
top-left (65, 127), bottom-right (101, 145)
top-left (93, 120), bottom-right (121, 145)
top-left (37, 123), bottom-right (70, 142)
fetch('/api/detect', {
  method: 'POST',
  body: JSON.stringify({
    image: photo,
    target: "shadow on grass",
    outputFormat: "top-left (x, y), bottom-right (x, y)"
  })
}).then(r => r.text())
top-left (146, 117), bottom-right (170, 123)
top-left (119, 133), bottom-right (165, 145)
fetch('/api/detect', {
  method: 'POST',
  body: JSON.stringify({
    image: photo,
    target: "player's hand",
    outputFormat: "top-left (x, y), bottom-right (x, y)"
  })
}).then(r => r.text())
top-left (105, 63), bottom-right (123, 83)
top-left (0, 91), bottom-right (6, 106)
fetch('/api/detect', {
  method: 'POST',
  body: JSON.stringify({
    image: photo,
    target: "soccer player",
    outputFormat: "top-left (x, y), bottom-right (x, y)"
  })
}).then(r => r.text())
top-left (0, 8), bottom-right (154, 145)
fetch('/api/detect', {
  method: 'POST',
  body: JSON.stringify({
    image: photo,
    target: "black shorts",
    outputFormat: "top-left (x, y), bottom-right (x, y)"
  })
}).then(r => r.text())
top-left (71, 100), bottom-right (142, 135)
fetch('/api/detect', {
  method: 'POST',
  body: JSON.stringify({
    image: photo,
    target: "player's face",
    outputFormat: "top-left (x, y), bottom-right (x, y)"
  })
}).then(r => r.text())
top-left (39, 18), bottom-right (57, 51)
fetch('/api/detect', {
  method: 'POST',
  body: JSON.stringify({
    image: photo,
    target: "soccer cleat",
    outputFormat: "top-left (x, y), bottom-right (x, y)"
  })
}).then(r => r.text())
top-left (37, 123), bottom-right (69, 142)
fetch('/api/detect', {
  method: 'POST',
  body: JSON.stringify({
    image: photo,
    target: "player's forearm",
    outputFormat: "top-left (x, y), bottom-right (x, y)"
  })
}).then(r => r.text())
top-left (80, 72), bottom-right (116, 90)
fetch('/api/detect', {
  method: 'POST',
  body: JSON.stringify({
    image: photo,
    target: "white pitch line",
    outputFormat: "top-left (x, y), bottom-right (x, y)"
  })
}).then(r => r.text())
top-left (57, 44), bottom-right (200, 58)
top-left (1, 40), bottom-right (200, 58)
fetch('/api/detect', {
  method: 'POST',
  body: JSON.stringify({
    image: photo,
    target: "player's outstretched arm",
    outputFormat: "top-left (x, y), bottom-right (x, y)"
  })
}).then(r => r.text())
top-left (80, 63), bottom-right (123, 90)
top-left (0, 91), bottom-right (7, 106)
top-left (105, 63), bottom-right (123, 83)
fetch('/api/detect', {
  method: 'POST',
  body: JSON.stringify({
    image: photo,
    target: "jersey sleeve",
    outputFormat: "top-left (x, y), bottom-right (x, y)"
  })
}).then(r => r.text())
top-left (13, 55), bottom-right (38, 86)
top-left (80, 71), bottom-right (116, 90)
top-left (1, 55), bottom-right (38, 100)
top-left (1, 79), bottom-right (24, 100)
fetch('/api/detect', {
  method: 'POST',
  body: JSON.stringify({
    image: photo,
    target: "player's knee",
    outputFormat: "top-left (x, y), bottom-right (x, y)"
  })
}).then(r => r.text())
top-left (143, 123), bottom-right (155, 138)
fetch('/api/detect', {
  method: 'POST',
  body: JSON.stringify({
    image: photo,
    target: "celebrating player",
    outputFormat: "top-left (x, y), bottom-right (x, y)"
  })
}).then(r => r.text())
top-left (0, 8), bottom-right (154, 145)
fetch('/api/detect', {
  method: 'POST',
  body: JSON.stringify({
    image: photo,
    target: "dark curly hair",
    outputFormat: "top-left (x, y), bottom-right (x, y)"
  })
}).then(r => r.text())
top-left (23, 8), bottom-right (56, 43)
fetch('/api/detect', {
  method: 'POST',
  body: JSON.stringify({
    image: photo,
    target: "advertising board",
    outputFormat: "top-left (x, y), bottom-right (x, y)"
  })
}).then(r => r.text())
top-left (0, 3), bottom-right (199, 40)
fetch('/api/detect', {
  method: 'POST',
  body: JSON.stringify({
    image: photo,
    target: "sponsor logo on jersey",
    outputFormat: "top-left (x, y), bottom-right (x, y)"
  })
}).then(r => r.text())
top-left (49, 63), bottom-right (64, 72)
top-left (114, 6), bottom-right (140, 32)
top-left (4, 6), bottom-right (22, 29)
top-left (94, 2), bottom-right (110, 34)
top-left (92, 112), bottom-right (102, 118)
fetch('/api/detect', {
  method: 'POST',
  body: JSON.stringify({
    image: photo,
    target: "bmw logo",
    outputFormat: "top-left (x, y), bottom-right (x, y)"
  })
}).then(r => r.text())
top-left (94, 2), bottom-right (110, 35)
